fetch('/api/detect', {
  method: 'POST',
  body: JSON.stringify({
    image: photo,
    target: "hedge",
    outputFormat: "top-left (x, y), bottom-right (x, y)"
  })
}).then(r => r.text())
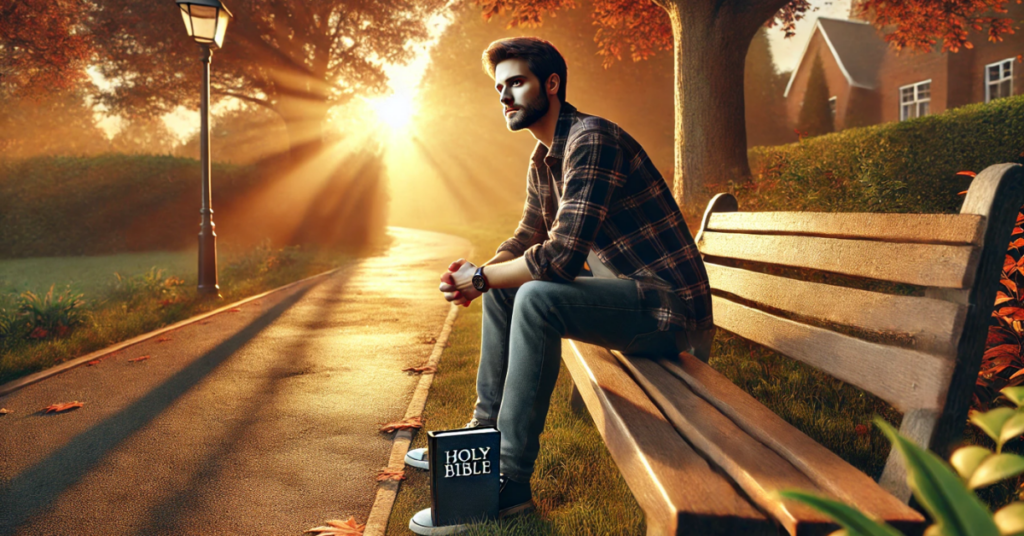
top-left (739, 94), bottom-right (1024, 213)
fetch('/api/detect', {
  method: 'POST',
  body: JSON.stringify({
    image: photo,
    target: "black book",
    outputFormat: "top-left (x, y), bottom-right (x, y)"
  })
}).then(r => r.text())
top-left (428, 427), bottom-right (501, 527)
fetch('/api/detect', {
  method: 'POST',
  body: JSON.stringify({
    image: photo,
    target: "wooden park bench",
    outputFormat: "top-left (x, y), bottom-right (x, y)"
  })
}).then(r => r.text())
top-left (561, 163), bottom-right (1024, 535)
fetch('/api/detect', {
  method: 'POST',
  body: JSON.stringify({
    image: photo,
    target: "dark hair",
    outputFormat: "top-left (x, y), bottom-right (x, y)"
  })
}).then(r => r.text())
top-left (482, 37), bottom-right (567, 103)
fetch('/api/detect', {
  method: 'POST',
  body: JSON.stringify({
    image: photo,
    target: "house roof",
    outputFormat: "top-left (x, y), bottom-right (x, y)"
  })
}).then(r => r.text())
top-left (783, 17), bottom-right (890, 97)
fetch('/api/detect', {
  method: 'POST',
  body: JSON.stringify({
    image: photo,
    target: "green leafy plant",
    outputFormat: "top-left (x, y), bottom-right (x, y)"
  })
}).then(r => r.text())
top-left (17, 284), bottom-right (86, 339)
top-left (781, 386), bottom-right (1024, 536)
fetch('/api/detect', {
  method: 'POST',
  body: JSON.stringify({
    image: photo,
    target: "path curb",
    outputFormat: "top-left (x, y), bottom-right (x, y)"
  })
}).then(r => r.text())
top-left (363, 302), bottom-right (461, 536)
top-left (0, 266), bottom-right (345, 398)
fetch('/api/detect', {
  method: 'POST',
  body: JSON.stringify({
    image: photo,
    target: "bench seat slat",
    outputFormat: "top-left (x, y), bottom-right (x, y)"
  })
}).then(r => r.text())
top-left (712, 295), bottom-right (953, 412)
top-left (658, 352), bottom-right (926, 530)
top-left (707, 212), bottom-right (985, 246)
top-left (561, 340), bottom-right (773, 535)
top-left (699, 231), bottom-right (979, 288)
top-left (611, 349), bottom-right (839, 536)
top-left (705, 262), bottom-right (969, 356)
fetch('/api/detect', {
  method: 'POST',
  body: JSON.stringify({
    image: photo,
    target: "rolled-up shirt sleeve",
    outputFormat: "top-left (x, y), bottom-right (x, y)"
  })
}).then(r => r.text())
top-left (525, 130), bottom-right (626, 282)
top-left (496, 166), bottom-right (547, 257)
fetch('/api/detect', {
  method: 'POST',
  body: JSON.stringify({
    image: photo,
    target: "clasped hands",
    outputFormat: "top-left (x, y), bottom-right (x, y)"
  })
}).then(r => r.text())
top-left (440, 258), bottom-right (481, 307)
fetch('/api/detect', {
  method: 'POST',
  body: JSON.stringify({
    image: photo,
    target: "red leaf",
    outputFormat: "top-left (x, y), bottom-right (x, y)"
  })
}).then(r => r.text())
top-left (304, 516), bottom-right (365, 535)
top-left (957, 170), bottom-right (977, 177)
top-left (379, 416), bottom-right (424, 433)
top-left (997, 291), bottom-right (1015, 306)
top-left (989, 326), bottom-right (1018, 347)
top-left (855, 424), bottom-right (869, 436)
top-left (86, 360), bottom-right (101, 366)
top-left (1004, 279), bottom-right (1019, 295)
top-left (156, 337), bottom-right (171, 343)
top-left (1017, 212), bottom-right (1024, 224)
top-left (229, 308), bottom-right (242, 313)
top-left (43, 401), bottom-right (83, 414)
top-left (402, 365), bottom-right (437, 374)
top-left (199, 320), bottom-right (212, 325)
top-left (996, 307), bottom-right (1024, 321)
top-left (128, 355), bottom-right (150, 363)
top-left (985, 343), bottom-right (1021, 362)
top-left (958, 191), bottom-right (968, 196)
top-left (28, 327), bottom-right (48, 339)
top-left (1013, 238), bottom-right (1024, 250)
top-left (1015, 227), bottom-right (1023, 236)
top-left (376, 469), bottom-right (407, 482)
top-left (1007, 255), bottom-right (1018, 274)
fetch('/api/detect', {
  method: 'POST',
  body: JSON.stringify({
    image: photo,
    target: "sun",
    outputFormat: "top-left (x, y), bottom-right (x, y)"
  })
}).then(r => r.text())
top-left (366, 91), bottom-right (416, 133)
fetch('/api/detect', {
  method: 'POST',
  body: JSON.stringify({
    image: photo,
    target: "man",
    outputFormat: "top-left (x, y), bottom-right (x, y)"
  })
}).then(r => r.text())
top-left (408, 37), bottom-right (714, 535)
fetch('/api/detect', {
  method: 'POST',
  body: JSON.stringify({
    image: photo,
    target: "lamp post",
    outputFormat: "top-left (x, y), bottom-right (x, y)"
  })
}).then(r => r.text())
top-left (176, 0), bottom-right (232, 297)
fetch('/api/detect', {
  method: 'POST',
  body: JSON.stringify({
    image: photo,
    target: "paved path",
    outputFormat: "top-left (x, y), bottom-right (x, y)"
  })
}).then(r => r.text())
top-left (0, 227), bottom-right (470, 536)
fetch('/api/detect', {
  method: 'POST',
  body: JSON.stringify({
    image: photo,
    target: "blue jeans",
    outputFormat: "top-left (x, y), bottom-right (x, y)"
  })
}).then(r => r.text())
top-left (472, 277), bottom-right (712, 483)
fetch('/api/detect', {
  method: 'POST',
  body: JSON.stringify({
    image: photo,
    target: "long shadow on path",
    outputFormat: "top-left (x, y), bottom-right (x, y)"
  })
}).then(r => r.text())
top-left (0, 281), bottom-right (321, 536)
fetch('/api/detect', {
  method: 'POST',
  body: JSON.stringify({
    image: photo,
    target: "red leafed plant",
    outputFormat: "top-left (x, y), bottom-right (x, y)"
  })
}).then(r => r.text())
top-left (975, 207), bottom-right (1024, 410)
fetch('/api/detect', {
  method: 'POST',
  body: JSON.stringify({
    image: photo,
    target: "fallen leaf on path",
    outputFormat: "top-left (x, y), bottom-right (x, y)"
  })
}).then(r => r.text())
top-left (252, 301), bottom-right (262, 305)
top-left (199, 320), bottom-right (212, 325)
top-left (0, 408), bottom-right (11, 415)
top-left (421, 336), bottom-right (437, 345)
top-left (402, 365), bottom-right (436, 374)
top-left (379, 416), bottom-right (424, 433)
top-left (156, 336), bottom-right (172, 343)
top-left (129, 355), bottom-right (151, 363)
top-left (87, 360), bottom-right (101, 366)
top-left (376, 469), bottom-right (406, 482)
top-left (229, 307), bottom-right (242, 312)
top-left (304, 516), bottom-right (365, 535)
top-left (43, 401), bottom-right (83, 414)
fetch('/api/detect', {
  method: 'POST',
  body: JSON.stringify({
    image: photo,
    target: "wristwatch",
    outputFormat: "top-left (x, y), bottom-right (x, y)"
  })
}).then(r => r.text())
top-left (472, 266), bottom-right (490, 293)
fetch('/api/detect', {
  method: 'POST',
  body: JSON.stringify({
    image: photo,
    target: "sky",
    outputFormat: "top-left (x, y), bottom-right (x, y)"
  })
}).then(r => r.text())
top-left (767, 0), bottom-right (852, 74)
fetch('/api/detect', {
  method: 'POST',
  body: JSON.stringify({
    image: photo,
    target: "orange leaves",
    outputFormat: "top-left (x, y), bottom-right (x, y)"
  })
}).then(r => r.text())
top-left (156, 336), bottom-right (172, 343)
top-left (403, 365), bottom-right (437, 375)
top-left (994, 307), bottom-right (1024, 322)
top-left (379, 416), bottom-right (424, 433)
top-left (957, 170), bottom-right (978, 177)
top-left (0, 408), bottom-right (11, 416)
top-left (376, 469), bottom-right (407, 482)
top-left (229, 308), bottom-right (242, 313)
top-left (304, 516), bottom-right (365, 535)
top-left (856, 0), bottom-right (1016, 55)
top-left (129, 355), bottom-right (151, 363)
top-left (998, 291), bottom-right (1015, 306)
top-left (43, 401), bottom-right (83, 414)
top-left (1003, 278), bottom-right (1019, 295)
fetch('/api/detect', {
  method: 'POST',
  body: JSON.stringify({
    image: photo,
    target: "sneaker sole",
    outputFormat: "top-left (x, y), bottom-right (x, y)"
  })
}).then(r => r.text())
top-left (404, 452), bottom-right (429, 470)
top-left (498, 501), bottom-right (535, 518)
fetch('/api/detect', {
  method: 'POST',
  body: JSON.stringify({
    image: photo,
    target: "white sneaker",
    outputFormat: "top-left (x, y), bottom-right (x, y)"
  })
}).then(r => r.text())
top-left (409, 507), bottom-right (468, 535)
top-left (404, 418), bottom-right (494, 470)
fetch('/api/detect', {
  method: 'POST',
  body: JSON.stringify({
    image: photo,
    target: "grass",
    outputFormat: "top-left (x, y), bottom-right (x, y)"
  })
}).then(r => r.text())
top-left (383, 209), bottom-right (1016, 535)
top-left (0, 241), bottom-right (375, 386)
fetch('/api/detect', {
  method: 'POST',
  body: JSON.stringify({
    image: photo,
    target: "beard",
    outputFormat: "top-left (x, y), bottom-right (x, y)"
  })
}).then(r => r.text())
top-left (506, 90), bottom-right (549, 131)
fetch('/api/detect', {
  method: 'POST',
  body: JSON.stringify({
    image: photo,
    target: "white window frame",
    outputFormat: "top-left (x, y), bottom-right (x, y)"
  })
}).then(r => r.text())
top-left (828, 96), bottom-right (837, 117)
top-left (899, 80), bottom-right (931, 121)
top-left (986, 57), bottom-right (1014, 103)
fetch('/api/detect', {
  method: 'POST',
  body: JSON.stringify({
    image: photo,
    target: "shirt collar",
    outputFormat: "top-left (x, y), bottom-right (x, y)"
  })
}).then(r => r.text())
top-left (530, 101), bottom-right (578, 167)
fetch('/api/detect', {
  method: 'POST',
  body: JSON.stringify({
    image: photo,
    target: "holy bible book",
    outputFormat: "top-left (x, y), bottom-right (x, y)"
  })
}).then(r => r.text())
top-left (428, 427), bottom-right (501, 527)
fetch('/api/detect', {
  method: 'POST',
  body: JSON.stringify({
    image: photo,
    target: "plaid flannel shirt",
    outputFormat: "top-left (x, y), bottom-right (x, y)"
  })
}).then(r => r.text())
top-left (497, 102), bottom-right (713, 332)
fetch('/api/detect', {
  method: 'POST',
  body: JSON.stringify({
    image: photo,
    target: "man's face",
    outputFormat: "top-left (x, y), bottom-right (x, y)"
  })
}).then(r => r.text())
top-left (494, 58), bottom-right (549, 131)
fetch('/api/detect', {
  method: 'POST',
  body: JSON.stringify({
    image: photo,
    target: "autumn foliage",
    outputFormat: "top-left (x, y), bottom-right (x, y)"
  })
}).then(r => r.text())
top-left (977, 207), bottom-right (1024, 409)
top-left (854, 0), bottom-right (1018, 53)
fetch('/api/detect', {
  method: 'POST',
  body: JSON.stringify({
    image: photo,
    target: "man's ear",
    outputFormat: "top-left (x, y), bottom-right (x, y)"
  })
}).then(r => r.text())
top-left (546, 73), bottom-right (560, 97)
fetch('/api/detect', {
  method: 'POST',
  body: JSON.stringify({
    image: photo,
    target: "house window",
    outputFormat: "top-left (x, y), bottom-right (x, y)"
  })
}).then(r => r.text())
top-left (900, 80), bottom-right (931, 121)
top-left (986, 58), bottom-right (1014, 102)
top-left (828, 96), bottom-right (837, 117)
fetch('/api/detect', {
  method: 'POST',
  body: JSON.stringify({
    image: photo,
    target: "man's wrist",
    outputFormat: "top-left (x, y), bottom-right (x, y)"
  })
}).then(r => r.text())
top-left (472, 265), bottom-right (490, 293)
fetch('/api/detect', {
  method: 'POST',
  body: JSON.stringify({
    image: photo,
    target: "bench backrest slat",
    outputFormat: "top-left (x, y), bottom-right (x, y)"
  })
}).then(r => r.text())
top-left (700, 231), bottom-right (980, 289)
top-left (713, 295), bottom-right (954, 413)
top-left (695, 163), bottom-right (1024, 502)
top-left (706, 212), bottom-right (985, 246)
top-left (705, 262), bottom-right (969, 357)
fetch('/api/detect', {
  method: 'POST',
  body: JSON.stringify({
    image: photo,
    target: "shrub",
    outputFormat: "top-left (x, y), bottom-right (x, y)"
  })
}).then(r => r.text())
top-left (17, 285), bottom-right (86, 339)
top-left (737, 94), bottom-right (1024, 214)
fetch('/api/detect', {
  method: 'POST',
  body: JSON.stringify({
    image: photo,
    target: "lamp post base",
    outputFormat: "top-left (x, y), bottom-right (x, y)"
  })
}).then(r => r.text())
top-left (198, 219), bottom-right (220, 298)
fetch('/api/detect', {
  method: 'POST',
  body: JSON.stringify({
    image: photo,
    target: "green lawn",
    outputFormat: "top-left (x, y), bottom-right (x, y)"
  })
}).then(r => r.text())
top-left (0, 250), bottom-right (194, 299)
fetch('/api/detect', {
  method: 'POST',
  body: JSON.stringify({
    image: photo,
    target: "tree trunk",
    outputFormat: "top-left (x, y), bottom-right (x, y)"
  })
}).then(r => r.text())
top-left (661, 0), bottom-right (789, 211)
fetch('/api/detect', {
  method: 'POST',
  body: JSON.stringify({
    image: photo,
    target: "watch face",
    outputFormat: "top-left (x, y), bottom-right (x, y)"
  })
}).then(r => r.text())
top-left (472, 275), bottom-right (485, 291)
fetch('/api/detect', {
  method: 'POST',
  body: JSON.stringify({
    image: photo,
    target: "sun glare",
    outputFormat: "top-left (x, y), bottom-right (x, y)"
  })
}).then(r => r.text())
top-left (367, 92), bottom-right (416, 133)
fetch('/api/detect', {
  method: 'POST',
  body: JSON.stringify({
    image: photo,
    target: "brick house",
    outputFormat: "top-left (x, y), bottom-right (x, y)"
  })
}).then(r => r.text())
top-left (784, 5), bottom-right (1024, 131)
